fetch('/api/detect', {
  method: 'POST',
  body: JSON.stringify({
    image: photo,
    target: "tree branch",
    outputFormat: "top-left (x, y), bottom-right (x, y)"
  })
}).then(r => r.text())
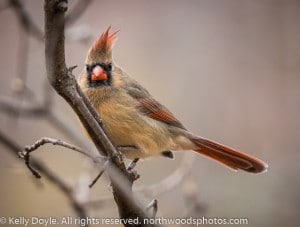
top-left (44, 1), bottom-right (155, 225)
top-left (18, 137), bottom-right (104, 179)
top-left (86, 153), bottom-right (197, 208)
top-left (0, 130), bottom-right (88, 221)
top-left (0, 89), bottom-right (91, 150)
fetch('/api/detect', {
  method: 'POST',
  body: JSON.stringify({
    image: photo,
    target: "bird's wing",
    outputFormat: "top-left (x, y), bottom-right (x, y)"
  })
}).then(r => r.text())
top-left (125, 79), bottom-right (186, 130)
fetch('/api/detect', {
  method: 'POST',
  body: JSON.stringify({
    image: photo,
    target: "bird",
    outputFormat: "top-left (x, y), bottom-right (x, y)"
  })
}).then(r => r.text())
top-left (78, 27), bottom-right (268, 173)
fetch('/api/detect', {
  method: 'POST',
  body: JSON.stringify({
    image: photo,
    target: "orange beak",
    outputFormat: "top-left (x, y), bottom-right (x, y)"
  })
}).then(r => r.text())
top-left (91, 65), bottom-right (107, 81)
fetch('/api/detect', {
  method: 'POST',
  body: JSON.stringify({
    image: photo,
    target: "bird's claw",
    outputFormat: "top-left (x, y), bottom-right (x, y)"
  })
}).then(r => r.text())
top-left (127, 158), bottom-right (140, 181)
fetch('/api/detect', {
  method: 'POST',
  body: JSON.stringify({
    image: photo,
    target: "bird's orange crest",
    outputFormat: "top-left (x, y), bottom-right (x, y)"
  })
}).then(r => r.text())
top-left (93, 26), bottom-right (119, 51)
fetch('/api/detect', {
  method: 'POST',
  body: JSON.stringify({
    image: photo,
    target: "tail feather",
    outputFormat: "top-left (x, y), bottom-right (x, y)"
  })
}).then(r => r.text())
top-left (191, 137), bottom-right (268, 173)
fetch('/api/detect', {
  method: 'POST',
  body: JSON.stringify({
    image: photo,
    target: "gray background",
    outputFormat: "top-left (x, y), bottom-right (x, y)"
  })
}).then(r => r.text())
top-left (0, 0), bottom-right (299, 226)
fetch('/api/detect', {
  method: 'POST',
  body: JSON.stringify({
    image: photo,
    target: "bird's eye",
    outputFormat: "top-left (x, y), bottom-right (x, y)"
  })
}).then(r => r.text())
top-left (86, 65), bottom-right (91, 72)
top-left (108, 63), bottom-right (112, 71)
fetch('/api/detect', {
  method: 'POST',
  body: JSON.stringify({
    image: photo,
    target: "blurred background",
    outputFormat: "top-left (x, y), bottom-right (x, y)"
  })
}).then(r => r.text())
top-left (0, 0), bottom-right (299, 226)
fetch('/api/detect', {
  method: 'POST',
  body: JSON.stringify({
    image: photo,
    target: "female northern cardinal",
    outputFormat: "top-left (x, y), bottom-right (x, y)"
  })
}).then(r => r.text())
top-left (78, 27), bottom-right (267, 173)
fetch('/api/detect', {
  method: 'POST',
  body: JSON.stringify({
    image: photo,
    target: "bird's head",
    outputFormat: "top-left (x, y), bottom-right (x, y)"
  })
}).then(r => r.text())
top-left (84, 26), bottom-right (118, 88)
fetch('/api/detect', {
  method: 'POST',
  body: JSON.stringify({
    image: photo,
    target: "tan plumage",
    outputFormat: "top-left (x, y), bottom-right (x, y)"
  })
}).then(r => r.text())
top-left (78, 27), bottom-right (268, 173)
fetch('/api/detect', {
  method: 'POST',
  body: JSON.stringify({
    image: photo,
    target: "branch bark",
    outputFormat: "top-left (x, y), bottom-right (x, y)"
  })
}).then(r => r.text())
top-left (0, 130), bottom-right (88, 220)
top-left (44, 1), bottom-right (155, 226)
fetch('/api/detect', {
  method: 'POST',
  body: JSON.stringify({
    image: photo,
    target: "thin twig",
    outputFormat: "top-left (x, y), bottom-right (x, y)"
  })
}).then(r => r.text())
top-left (86, 153), bottom-right (196, 208)
top-left (89, 160), bottom-right (109, 188)
top-left (24, 137), bottom-right (96, 160)
top-left (0, 130), bottom-right (88, 221)
top-left (74, 160), bottom-right (95, 205)
top-left (97, 153), bottom-right (196, 208)
top-left (18, 137), bottom-right (105, 178)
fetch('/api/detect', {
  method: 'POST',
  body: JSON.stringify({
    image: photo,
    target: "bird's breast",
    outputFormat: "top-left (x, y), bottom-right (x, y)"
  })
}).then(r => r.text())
top-left (95, 93), bottom-right (171, 158)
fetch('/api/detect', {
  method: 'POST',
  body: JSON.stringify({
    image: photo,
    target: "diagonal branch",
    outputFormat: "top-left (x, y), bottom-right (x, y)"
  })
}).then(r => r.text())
top-left (0, 130), bottom-right (88, 221)
top-left (22, 137), bottom-right (100, 162)
top-left (86, 153), bottom-right (196, 209)
top-left (44, 1), bottom-right (156, 226)
top-left (0, 89), bottom-right (91, 150)
top-left (18, 137), bottom-right (105, 178)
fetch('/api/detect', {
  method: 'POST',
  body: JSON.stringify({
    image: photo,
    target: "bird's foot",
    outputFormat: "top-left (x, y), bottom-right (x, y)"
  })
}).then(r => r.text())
top-left (116, 145), bottom-right (140, 181)
top-left (127, 158), bottom-right (140, 181)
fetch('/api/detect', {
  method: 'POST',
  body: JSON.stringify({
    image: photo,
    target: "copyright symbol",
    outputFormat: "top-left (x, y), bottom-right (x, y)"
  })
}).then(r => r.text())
top-left (0, 217), bottom-right (6, 224)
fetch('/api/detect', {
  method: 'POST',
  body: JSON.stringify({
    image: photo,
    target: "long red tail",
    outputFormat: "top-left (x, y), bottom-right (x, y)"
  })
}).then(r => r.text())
top-left (191, 137), bottom-right (267, 173)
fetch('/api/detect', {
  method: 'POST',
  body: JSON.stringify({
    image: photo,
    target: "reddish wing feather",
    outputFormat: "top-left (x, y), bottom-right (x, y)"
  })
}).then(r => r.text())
top-left (138, 97), bottom-right (186, 129)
